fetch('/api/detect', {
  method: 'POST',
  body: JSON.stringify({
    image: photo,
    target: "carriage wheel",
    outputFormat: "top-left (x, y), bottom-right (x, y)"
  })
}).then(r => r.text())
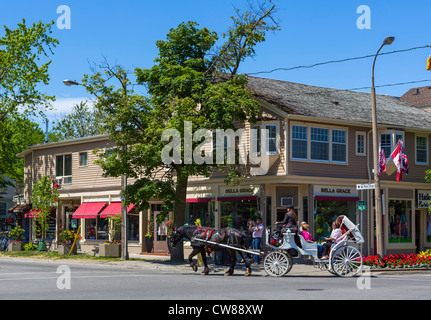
top-left (263, 251), bottom-right (292, 277)
top-left (330, 245), bottom-right (362, 277)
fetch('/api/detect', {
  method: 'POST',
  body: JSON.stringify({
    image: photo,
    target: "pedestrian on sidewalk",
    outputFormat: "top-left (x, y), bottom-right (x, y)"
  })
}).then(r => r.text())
top-left (249, 217), bottom-right (264, 264)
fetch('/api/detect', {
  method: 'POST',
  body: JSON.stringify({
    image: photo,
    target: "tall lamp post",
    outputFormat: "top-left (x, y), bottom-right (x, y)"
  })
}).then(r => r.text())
top-left (371, 36), bottom-right (395, 257)
top-left (63, 79), bottom-right (129, 260)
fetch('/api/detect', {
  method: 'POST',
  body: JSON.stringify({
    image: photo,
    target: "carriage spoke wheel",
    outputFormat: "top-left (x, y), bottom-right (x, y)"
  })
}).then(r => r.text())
top-left (330, 246), bottom-right (362, 277)
top-left (263, 251), bottom-right (292, 277)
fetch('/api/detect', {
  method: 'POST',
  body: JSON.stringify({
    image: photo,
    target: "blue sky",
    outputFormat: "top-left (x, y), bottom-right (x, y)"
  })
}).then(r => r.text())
top-left (2, 0), bottom-right (431, 126)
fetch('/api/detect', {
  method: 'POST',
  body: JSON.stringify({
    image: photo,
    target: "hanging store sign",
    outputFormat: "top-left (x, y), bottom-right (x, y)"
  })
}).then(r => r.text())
top-left (417, 190), bottom-right (431, 208)
top-left (314, 185), bottom-right (358, 198)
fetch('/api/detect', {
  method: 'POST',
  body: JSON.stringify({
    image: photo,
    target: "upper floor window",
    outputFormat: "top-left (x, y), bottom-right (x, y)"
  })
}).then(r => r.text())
top-left (291, 124), bottom-right (347, 164)
top-left (265, 124), bottom-right (278, 154)
top-left (355, 132), bottom-right (366, 156)
top-left (380, 131), bottom-right (404, 160)
top-left (79, 152), bottom-right (88, 167)
top-left (249, 123), bottom-right (278, 155)
top-left (416, 135), bottom-right (428, 165)
top-left (56, 154), bottom-right (72, 184)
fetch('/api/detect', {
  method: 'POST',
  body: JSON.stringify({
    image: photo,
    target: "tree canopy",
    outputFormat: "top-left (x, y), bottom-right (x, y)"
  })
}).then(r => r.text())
top-left (82, 1), bottom-right (279, 261)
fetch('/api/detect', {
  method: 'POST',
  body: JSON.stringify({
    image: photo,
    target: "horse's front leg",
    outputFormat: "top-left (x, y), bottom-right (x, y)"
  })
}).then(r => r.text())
top-left (225, 249), bottom-right (237, 276)
top-left (188, 247), bottom-right (201, 272)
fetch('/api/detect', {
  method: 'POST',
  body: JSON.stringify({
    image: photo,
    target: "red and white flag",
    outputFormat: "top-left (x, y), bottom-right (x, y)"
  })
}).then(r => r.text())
top-left (378, 141), bottom-right (386, 175)
top-left (390, 140), bottom-right (409, 182)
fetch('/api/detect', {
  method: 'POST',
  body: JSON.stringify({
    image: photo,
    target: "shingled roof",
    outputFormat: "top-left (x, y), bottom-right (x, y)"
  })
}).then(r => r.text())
top-left (246, 76), bottom-right (431, 130)
top-left (399, 85), bottom-right (431, 108)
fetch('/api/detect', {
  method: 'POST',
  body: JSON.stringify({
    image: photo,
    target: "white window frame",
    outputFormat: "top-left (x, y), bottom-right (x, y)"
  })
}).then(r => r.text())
top-left (264, 123), bottom-right (278, 154)
top-left (380, 131), bottom-right (405, 161)
top-left (355, 132), bottom-right (366, 156)
top-left (79, 152), bottom-right (88, 167)
top-left (291, 124), bottom-right (308, 160)
top-left (56, 154), bottom-right (72, 185)
top-left (290, 123), bottom-right (348, 164)
top-left (415, 134), bottom-right (428, 165)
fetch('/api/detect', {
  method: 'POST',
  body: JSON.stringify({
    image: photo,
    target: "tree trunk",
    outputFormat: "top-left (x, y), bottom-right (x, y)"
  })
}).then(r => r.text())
top-left (170, 170), bottom-right (188, 262)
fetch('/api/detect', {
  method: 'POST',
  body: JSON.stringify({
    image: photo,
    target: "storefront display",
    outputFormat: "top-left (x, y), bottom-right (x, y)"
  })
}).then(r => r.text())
top-left (185, 202), bottom-right (214, 227)
top-left (388, 200), bottom-right (412, 243)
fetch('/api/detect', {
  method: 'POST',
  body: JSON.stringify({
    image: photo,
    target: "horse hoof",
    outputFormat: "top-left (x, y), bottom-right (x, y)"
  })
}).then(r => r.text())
top-left (192, 265), bottom-right (198, 272)
top-left (224, 271), bottom-right (233, 276)
top-left (245, 268), bottom-right (252, 276)
top-left (201, 271), bottom-right (209, 275)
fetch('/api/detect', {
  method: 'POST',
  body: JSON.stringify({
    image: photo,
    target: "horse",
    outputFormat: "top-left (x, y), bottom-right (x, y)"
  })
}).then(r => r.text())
top-left (169, 225), bottom-right (253, 276)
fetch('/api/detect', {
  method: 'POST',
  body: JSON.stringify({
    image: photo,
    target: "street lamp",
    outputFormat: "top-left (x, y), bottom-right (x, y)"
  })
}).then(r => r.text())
top-left (371, 36), bottom-right (395, 257)
top-left (63, 79), bottom-right (81, 86)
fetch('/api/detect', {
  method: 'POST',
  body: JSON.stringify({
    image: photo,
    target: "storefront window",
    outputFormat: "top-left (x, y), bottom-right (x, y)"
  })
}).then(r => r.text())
top-left (314, 200), bottom-right (356, 240)
top-left (85, 217), bottom-right (109, 240)
top-left (388, 200), bottom-right (412, 243)
top-left (185, 202), bottom-right (214, 227)
top-left (220, 200), bottom-right (258, 231)
top-left (127, 214), bottom-right (139, 241)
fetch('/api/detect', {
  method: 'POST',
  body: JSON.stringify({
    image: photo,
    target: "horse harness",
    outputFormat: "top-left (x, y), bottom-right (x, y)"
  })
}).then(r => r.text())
top-left (195, 226), bottom-right (216, 252)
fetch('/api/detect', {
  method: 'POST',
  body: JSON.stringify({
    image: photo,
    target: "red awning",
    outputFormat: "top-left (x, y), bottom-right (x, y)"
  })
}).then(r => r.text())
top-left (72, 202), bottom-right (106, 219)
top-left (99, 202), bottom-right (135, 218)
top-left (217, 196), bottom-right (258, 201)
top-left (186, 197), bottom-right (213, 203)
top-left (24, 207), bottom-right (55, 218)
top-left (315, 196), bottom-right (360, 202)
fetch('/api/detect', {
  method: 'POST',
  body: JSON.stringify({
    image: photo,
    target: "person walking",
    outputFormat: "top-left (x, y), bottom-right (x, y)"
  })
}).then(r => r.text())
top-left (249, 217), bottom-right (264, 264)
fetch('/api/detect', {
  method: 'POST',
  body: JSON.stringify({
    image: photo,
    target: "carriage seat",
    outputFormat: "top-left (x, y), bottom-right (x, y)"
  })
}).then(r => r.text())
top-left (297, 233), bottom-right (318, 253)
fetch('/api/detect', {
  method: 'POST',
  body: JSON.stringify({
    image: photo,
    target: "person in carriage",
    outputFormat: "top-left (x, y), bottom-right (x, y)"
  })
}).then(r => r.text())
top-left (275, 204), bottom-right (298, 233)
top-left (320, 220), bottom-right (343, 260)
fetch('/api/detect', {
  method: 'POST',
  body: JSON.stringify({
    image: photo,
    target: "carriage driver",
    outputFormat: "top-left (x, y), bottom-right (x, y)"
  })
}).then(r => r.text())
top-left (275, 204), bottom-right (298, 234)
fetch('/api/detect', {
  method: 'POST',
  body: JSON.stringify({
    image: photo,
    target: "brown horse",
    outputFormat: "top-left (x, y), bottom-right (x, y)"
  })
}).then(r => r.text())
top-left (169, 225), bottom-right (253, 276)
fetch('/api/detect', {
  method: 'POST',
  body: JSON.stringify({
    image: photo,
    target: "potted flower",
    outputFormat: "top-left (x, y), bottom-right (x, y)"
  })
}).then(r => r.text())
top-left (8, 225), bottom-right (25, 251)
top-left (166, 218), bottom-right (174, 254)
top-left (99, 215), bottom-right (122, 257)
top-left (144, 218), bottom-right (154, 253)
top-left (58, 229), bottom-right (81, 255)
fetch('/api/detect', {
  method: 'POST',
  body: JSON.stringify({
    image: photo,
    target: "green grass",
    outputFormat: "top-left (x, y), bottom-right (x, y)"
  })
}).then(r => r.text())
top-left (0, 250), bottom-right (123, 262)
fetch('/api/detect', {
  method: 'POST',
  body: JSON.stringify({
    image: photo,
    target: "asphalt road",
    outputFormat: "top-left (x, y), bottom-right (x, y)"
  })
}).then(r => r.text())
top-left (0, 257), bottom-right (430, 303)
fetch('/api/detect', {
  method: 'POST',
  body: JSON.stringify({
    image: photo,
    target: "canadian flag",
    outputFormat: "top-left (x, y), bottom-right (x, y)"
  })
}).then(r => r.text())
top-left (378, 141), bottom-right (386, 175)
top-left (390, 140), bottom-right (409, 182)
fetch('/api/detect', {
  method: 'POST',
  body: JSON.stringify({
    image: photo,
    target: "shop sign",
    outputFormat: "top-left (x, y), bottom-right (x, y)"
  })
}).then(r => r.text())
top-left (220, 186), bottom-right (260, 197)
top-left (417, 190), bottom-right (431, 208)
top-left (313, 185), bottom-right (358, 197)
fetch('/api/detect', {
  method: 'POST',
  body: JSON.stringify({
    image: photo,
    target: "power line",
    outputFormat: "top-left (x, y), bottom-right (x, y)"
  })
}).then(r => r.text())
top-left (246, 44), bottom-right (431, 76)
top-left (347, 79), bottom-right (431, 91)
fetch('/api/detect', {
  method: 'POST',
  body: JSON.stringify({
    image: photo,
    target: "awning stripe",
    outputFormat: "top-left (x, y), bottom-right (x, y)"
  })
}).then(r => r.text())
top-left (99, 202), bottom-right (135, 218)
top-left (186, 197), bottom-right (213, 203)
top-left (72, 202), bottom-right (106, 219)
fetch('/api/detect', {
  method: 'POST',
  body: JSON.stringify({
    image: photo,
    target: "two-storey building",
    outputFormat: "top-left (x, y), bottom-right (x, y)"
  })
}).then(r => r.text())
top-left (17, 76), bottom-right (431, 256)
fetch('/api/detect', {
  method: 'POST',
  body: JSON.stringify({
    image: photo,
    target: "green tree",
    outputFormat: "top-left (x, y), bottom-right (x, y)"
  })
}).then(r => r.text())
top-left (83, 1), bottom-right (279, 261)
top-left (49, 101), bottom-right (107, 142)
top-left (31, 175), bottom-right (60, 250)
top-left (0, 19), bottom-right (58, 189)
top-left (0, 115), bottom-right (45, 191)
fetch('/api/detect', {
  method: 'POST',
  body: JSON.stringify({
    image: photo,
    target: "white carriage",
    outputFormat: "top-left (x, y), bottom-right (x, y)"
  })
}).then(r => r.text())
top-left (264, 215), bottom-right (364, 277)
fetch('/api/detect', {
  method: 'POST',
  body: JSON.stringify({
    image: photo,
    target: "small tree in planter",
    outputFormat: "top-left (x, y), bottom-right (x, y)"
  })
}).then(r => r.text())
top-left (99, 214), bottom-right (122, 257)
top-left (144, 216), bottom-right (154, 253)
top-left (8, 225), bottom-right (25, 251)
top-left (58, 229), bottom-right (81, 255)
top-left (31, 176), bottom-right (60, 250)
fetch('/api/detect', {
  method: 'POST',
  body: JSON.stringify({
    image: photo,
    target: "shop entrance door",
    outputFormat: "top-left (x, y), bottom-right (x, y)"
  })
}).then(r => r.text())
top-left (153, 211), bottom-right (168, 253)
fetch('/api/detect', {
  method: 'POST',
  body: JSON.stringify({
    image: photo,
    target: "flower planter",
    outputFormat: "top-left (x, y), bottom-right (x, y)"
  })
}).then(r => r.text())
top-left (144, 237), bottom-right (153, 253)
top-left (8, 242), bottom-right (23, 252)
top-left (99, 243), bottom-right (121, 258)
top-left (58, 244), bottom-right (77, 255)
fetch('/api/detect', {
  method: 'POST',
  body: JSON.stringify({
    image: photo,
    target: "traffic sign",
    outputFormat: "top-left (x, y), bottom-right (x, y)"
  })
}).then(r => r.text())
top-left (356, 183), bottom-right (375, 190)
top-left (357, 201), bottom-right (367, 211)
